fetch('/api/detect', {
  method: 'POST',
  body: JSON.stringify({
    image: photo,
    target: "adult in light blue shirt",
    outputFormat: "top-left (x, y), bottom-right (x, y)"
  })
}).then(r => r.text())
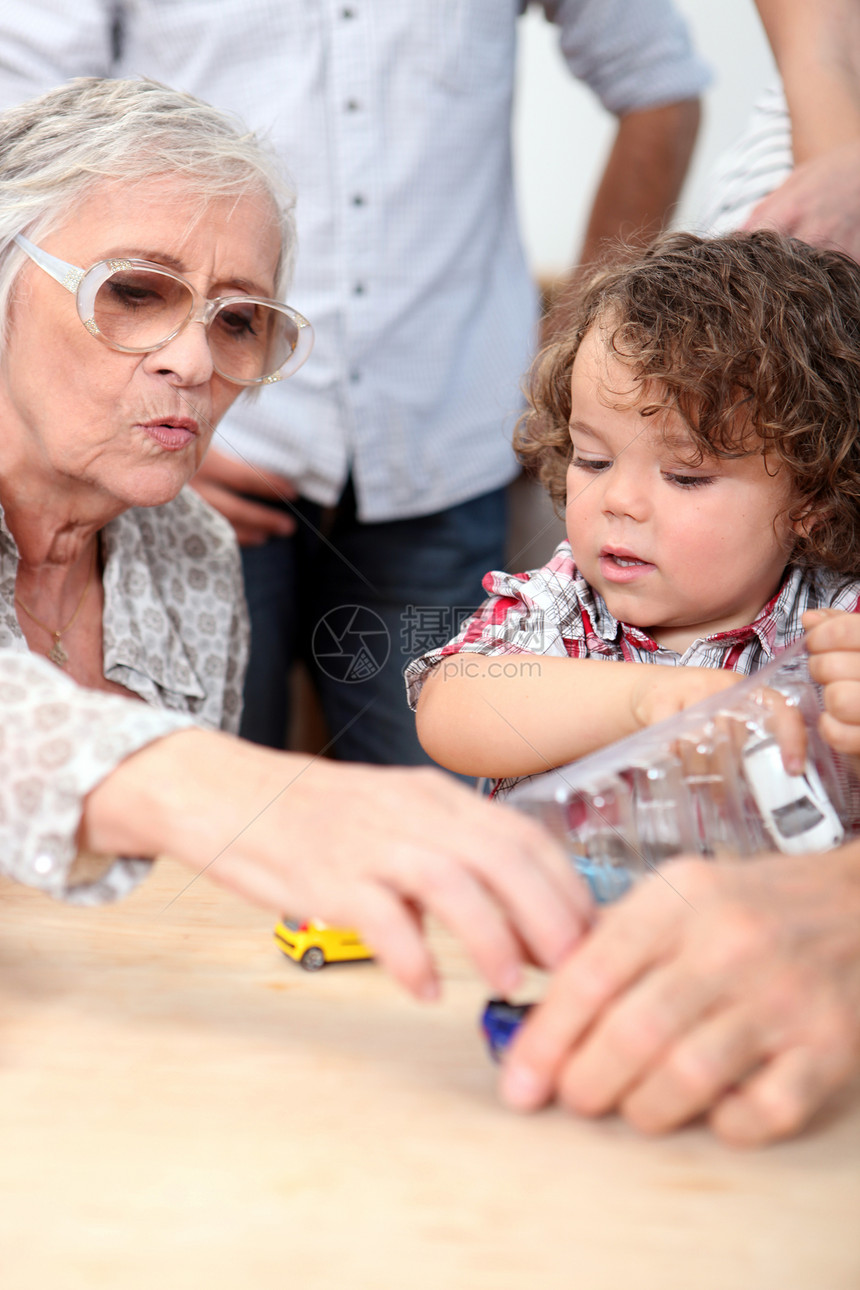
top-left (0, 0), bottom-right (709, 759)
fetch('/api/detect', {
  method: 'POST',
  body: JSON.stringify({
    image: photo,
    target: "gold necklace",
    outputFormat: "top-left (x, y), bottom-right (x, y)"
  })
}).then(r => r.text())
top-left (15, 542), bottom-right (97, 669)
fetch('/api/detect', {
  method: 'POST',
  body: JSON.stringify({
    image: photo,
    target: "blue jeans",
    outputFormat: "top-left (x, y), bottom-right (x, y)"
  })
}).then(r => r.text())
top-left (239, 479), bottom-right (508, 765)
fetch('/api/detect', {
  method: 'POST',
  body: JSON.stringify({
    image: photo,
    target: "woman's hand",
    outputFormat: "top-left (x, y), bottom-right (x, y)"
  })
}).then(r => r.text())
top-left (499, 849), bottom-right (860, 1145)
top-left (82, 729), bottom-right (592, 1000)
top-left (743, 142), bottom-right (860, 259)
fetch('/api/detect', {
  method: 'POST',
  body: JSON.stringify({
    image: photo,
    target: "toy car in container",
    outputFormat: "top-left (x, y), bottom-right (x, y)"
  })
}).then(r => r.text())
top-left (502, 638), bottom-right (858, 895)
top-left (274, 919), bottom-right (374, 971)
top-left (742, 733), bottom-right (844, 853)
top-left (481, 999), bottom-right (533, 1061)
top-left (479, 639), bottom-right (860, 1065)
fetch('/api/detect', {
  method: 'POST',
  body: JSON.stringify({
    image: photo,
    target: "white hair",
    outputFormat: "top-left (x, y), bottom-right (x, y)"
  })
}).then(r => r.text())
top-left (0, 76), bottom-right (298, 338)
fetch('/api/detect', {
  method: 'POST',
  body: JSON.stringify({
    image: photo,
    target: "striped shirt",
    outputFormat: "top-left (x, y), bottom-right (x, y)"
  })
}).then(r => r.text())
top-left (697, 84), bottom-right (793, 233)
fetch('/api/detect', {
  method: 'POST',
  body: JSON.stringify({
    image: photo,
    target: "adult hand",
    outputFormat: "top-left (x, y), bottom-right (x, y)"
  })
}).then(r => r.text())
top-left (83, 728), bottom-right (592, 1001)
top-left (191, 447), bottom-right (298, 546)
top-left (499, 849), bottom-right (860, 1145)
top-left (743, 141), bottom-right (860, 261)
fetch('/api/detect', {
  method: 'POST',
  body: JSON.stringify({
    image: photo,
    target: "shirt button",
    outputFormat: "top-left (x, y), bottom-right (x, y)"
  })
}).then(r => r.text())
top-left (342, 7), bottom-right (355, 17)
top-left (352, 194), bottom-right (366, 206)
top-left (349, 369), bottom-right (361, 383)
top-left (353, 282), bottom-right (366, 295)
top-left (32, 850), bottom-right (58, 876)
top-left (345, 99), bottom-right (360, 112)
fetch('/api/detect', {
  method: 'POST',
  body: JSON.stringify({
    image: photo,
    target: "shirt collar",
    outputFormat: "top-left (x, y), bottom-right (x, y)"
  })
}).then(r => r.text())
top-left (0, 504), bottom-right (18, 556)
top-left (693, 566), bottom-right (806, 659)
top-left (571, 561), bottom-right (803, 659)
top-left (570, 570), bottom-right (659, 652)
top-left (100, 509), bottom-right (206, 702)
top-left (0, 499), bottom-right (205, 704)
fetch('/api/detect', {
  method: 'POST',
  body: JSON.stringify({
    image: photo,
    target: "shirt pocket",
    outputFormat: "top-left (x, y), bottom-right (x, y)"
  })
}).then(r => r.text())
top-left (417, 0), bottom-right (521, 96)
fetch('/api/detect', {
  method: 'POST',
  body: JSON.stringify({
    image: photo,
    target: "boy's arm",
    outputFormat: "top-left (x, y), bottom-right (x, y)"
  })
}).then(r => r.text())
top-left (415, 653), bottom-right (741, 778)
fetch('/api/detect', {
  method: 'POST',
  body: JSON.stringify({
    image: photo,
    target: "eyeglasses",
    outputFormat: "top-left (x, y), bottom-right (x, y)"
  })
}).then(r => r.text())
top-left (14, 233), bottom-right (313, 386)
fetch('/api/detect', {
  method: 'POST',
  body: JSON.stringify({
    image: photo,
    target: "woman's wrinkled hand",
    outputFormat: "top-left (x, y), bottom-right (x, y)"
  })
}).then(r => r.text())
top-left (83, 729), bottom-right (593, 1001)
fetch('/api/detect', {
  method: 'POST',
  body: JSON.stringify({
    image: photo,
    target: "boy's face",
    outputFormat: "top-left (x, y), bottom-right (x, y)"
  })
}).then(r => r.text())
top-left (565, 324), bottom-right (800, 653)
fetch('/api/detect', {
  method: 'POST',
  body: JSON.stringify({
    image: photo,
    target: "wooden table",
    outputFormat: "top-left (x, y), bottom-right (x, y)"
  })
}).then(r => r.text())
top-left (2, 859), bottom-right (858, 1290)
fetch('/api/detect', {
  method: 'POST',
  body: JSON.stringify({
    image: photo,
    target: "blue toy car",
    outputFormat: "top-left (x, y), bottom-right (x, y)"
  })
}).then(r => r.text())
top-left (480, 861), bottom-right (631, 1063)
top-left (481, 999), bottom-right (534, 1062)
top-left (572, 854), bottom-right (633, 904)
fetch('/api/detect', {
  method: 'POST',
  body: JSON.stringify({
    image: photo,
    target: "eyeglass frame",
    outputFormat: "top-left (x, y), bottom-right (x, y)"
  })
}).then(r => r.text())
top-left (13, 233), bottom-right (314, 386)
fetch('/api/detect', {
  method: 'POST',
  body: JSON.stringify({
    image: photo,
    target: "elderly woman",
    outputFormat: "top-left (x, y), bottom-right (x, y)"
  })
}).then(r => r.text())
top-left (0, 77), bottom-right (585, 999)
top-left (0, 78), bottom-right (307, 710)
top-left (2, 80), bottom-right (859, 1152)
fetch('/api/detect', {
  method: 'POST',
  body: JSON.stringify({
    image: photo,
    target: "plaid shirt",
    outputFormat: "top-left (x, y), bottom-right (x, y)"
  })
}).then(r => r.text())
top-left (406, 540), bottom-right (860, 792)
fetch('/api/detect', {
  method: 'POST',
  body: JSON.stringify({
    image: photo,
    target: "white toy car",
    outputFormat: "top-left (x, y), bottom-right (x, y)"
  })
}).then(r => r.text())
top-left (741, 734), bottom-right (844, 855)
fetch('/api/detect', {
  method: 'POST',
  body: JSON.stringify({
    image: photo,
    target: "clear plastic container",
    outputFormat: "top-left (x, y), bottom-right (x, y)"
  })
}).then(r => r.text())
top-left (503, 638), bottom-right (860, 902)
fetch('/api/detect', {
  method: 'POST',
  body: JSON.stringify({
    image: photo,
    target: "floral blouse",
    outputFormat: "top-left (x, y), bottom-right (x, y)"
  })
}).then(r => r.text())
top-left (0, 488), bottom-right (248, 904)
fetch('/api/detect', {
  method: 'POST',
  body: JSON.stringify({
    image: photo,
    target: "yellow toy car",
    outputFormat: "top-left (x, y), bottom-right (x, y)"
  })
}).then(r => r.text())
top-left (274, 919), bottom-right (374, 971)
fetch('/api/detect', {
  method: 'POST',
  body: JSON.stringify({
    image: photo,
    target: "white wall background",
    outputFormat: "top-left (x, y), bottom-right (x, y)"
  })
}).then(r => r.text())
top-left (514, 0), bottom-right (778, 276)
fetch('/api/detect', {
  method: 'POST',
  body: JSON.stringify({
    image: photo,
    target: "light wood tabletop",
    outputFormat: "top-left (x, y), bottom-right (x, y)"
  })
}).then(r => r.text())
top-left (1, 858), bottom-right (858, 1290)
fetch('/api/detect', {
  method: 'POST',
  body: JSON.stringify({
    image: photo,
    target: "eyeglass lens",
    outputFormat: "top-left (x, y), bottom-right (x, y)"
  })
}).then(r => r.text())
top-left (94, 267), bottom-right (299, 381)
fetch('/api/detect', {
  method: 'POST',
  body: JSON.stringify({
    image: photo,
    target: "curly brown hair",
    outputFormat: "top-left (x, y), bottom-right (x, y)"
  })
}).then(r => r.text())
top-left (515, 230), bottom-right (860, 574)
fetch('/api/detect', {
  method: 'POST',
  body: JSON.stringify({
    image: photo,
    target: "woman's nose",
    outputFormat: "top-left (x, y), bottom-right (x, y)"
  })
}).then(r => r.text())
top-left (144, 318), bottom-right (215, 387)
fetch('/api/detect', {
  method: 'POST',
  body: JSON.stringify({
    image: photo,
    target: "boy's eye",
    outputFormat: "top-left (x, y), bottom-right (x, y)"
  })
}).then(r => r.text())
top-left (664, 472), bottom-right (715, 489)
top-left (571, 455), bottom-right (612, 473)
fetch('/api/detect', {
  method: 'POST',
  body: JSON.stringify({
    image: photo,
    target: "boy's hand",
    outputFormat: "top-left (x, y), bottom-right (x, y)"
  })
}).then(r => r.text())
top-left (630, 664), bottom-right (808, 776)
top-left (630, 666), bottom-right (741, 730)
top-left (803, 608), bottom-right (860, 758)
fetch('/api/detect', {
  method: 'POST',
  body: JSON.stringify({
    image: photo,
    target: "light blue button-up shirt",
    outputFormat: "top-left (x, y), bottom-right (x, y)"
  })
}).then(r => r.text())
top-left (0, 0), bottom-right (710, 520)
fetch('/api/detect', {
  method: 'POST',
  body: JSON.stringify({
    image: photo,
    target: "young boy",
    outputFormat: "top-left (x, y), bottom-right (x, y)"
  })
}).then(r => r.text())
top-left (406, 231), bottom-right (860, 790)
